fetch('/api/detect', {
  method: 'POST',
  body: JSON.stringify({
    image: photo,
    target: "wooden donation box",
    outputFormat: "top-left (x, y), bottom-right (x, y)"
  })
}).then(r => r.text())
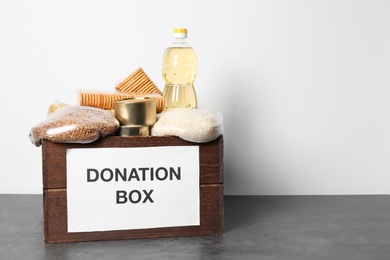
top-left (42, 135), bottom-right (224, 243)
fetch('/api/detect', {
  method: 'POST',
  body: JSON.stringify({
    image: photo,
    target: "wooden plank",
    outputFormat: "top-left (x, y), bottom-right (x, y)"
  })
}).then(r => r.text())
top-left (42, 135), bottom-right (224, 242)
top-left (43, 184), bottom-right (224, 243)
top-left (42, 136), bottom-right (223, 189)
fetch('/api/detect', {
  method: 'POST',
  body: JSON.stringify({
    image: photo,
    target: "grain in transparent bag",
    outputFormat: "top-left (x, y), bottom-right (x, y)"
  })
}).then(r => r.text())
top-left (29, 105), bottom-right (120, 147)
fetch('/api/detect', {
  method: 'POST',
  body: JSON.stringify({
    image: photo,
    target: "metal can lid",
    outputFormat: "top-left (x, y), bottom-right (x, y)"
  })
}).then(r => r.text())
top-left (114, 97), bottom-right (156, 126)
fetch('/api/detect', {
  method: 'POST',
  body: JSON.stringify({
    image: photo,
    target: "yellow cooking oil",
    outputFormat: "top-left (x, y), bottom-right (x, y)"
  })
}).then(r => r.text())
top-left (162, 28), bottom-right (198, 110)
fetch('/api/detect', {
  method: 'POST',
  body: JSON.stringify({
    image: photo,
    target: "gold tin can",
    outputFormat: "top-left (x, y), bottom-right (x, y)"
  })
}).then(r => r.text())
top-left (114, 97), bottom-right (157, 136)
top-left (117, 125), bottom-right (150, 136)
top-left (114, 97), bottom-right (157, 126)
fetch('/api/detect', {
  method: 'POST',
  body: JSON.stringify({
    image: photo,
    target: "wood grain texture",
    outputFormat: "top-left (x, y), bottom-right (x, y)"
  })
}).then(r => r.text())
top-left (41, 135), bottom-right (224, 243)
top-left (42, 136), bottom-right (223, 189)
top-left (43, 185), bottom-right (223, 243)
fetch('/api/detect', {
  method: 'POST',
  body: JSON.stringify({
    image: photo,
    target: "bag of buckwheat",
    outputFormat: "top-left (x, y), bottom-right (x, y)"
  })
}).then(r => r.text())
top-left (29, 105), bottom-right (120, 147)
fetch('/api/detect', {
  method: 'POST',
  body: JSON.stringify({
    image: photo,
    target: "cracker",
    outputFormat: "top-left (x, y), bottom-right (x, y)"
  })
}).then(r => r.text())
top-left (115, 67), bottom-right (162, 95)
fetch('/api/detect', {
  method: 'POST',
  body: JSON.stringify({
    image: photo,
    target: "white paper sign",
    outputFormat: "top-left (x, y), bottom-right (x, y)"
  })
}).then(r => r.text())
top-left (66, 146), bottom-right (199, 233)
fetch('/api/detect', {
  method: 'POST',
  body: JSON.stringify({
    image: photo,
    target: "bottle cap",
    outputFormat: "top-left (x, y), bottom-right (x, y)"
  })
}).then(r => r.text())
top-left (173, 28), bottom-right (187, 38)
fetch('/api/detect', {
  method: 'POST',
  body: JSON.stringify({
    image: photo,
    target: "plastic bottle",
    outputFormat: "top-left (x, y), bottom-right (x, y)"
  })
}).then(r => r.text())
top-left (162, 28), bottom-right (198, 110)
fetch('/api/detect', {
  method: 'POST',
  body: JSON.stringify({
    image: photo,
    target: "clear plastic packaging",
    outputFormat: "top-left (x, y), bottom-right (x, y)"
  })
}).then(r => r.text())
top-left (151, 108), bottom-right (223, 143)
top-left (29, 105), bottom-right (120, 147)
top-left (78, 90), bottom-right (164, 113)
top-left (162, 28), bottom-right (198, 110)
top-left (115, 67), bottom-right (162, 95)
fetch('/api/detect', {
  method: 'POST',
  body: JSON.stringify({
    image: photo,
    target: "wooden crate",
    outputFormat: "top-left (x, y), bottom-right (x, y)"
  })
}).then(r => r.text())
top-left (42, 135), bottom-right (224, 243)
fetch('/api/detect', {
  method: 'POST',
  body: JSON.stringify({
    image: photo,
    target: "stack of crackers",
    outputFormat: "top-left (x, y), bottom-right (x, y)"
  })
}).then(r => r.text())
top-left (115, 67), bottom-right (162, 95)
top-left (79, 68), bottom-right (164, 113)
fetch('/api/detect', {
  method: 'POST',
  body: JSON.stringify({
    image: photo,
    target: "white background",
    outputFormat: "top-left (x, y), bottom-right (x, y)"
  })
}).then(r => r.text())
top-left (0, 0), bottom-right (389, 195)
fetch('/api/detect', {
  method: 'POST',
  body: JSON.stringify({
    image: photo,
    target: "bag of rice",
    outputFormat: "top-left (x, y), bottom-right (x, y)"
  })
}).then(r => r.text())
top-left (151, 108), bottom-right (223, 143)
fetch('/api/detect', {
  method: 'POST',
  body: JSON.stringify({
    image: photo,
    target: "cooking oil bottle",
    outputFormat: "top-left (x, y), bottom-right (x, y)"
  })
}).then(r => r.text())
top-left (162, 28), bottom-right (198, 110)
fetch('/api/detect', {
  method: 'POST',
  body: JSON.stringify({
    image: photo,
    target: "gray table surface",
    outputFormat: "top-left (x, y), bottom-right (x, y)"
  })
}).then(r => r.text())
top-left (1, 194), bottom-right (389, 260)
